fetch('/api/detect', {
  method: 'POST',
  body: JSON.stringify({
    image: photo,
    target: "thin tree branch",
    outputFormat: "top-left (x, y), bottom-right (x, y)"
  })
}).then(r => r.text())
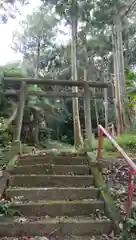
top-left (120, 0), bottom-right (136, 18)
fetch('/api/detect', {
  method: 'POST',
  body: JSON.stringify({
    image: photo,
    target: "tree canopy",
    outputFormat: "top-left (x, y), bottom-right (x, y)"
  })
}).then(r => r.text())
top-left (0, 0), bottom-right (27, 23)
top-left (1, 0), bottom-right (136, 147)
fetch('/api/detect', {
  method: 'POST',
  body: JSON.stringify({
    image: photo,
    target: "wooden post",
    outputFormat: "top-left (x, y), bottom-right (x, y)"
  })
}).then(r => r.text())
top-left (84, 71), bottom-right (92, 149)
top-left (14, 82), bottom-right (26, 141)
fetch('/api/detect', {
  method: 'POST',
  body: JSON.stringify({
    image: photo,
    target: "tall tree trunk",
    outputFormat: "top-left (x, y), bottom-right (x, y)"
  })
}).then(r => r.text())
top-left (113, 16), bottom-right (125, 134)
top-left (112, 14), bottom-right (131, 134)
top-left (35, 37), bottom-right (41, 78)
top-left (71, 0), bottom-right (83, 148)
top-left (83, 37), bottom-right (93, 147)
top-left (117, 15), bottom-right (127, 131)
top-left (118, 16), bottom-right (131, 130)
top-left (34, 38), bottom-right (41, 145)
top-left (111, 76), bottom-right (116, 130)
top-left (104, 76), bottom-right (108, 131)
top-left (123, 17), bottom-right (129, 69)
top-left (112, 20), bottom-right (122, 134)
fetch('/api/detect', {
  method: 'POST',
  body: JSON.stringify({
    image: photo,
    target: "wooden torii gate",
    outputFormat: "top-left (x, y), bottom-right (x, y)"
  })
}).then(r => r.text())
top-left (3, 77), bottom-right (109, 147)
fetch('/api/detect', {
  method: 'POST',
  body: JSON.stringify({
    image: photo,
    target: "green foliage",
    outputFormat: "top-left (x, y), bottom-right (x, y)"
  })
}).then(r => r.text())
top-left (125, 69), bottom-right (136, 115)
top-left (0, 117), bottom-right (12, 147)
top-left (0, 129), bottom-right (12, 147)
top-left (42, 0), bottom-right (94, 24)
top-left (0, 0), bottom-right (27, 23)
top-left (0, 62), bottom-right (26, 79)
top-left (120, 202), bottom-right (136, 240)
top-left (0, 203), bottom-right (20, 217)
top-left (1, 0), bottom-right (136, 147)
top-left (120, 232), bottom-right (135, 240)
top-left (125, 69), bottom-right (136, 88)
top-left (0, 204), bottom-right (10, 216)
top-left (103, 133), bottom-right (136, 151)
top-left (0, 62), bottom-right (70, 146)
top-left (12, 6), bottom-right (58, 76)
top-left (130, 120), bottom-right (136, 133)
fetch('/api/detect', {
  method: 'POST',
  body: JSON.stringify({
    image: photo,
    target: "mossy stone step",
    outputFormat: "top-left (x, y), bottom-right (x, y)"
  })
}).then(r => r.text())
top-left (9, 200), bottom-right (104, 217)
top-left (17, 155), bottom-right (88, 166)
top-left (0, 218), bottom-right (112, 237)
top-left (6, 187), bottom-right (98, 201)
top-left (9, 164), bottom-right (90, 175)
top-left (9, 175), bottom-right (94, 188)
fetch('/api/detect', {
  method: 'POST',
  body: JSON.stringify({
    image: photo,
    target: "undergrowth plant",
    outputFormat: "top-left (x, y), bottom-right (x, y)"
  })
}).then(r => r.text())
top-left (0, 203), bottom-right (21, 217)
top-left (103, 133), bottom-right (136, 152)
top-left (0, 204), bottom-right (10, 216)
top-left (120, 202), bottom-right (136, 240)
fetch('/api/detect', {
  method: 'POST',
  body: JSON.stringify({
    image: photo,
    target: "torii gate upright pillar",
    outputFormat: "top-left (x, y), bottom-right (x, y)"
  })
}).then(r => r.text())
top-left (14, 81), bottom-right (26, 141)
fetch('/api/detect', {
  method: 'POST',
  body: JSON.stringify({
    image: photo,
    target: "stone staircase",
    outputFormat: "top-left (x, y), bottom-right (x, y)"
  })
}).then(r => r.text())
top-left (1, 153), bottom-right (113, 238)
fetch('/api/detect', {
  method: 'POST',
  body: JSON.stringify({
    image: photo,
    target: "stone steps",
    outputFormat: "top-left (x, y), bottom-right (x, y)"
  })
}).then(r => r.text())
top-left (6, 187), bottom-right (98, 201)
top-left (17, 155), bottom-right (88, 166)
top-left (0, 217), bottom-right (112, 237)
top-left (0, 236), bottom-right (112, 240)
top-left (9, 175), bottom-right (93, 187)
top-left (9, 200), bottom-right (104, 217)
top-left (1, 153), bottom-right (113, 238)
top-left (9, 164), bottom-right (90, 175)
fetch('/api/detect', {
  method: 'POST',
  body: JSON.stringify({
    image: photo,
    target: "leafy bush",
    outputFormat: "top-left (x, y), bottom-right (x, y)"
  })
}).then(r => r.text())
top-left (102, 133), bottom-right (136, 151)
top-left (120, 202), bottom-right (136, 240)
top-left (130, 120), bottom-right (136, 134)
top-left (0, 203), bottom-right (20, 217)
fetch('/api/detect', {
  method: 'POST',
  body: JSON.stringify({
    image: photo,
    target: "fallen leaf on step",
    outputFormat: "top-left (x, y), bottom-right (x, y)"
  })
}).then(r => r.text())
top-left (14, 217), bottom-right (28, 223)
